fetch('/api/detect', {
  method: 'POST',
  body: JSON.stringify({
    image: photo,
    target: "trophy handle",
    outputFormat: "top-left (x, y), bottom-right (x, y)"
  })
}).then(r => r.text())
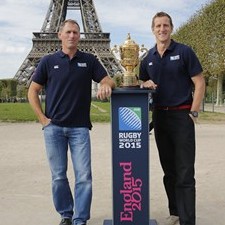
top-left (140, 44), bottom-right (149, 58)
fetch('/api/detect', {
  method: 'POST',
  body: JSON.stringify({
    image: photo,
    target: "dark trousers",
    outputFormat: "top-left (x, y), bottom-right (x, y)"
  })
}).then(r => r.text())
top-left (153, 109), bottom-right (196, 225)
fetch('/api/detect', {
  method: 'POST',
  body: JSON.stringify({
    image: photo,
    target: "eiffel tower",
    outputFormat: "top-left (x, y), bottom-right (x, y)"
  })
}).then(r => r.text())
top-left (14, 0), bottom-right (123, 86)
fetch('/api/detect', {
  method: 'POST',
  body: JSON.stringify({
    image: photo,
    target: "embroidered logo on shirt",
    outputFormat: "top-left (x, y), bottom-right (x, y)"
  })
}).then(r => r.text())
top-left (170, 55), bottom-right (180, 61)
top-left (77, 62), bottom-right (87, 67)
top-left (54, 65), bottom-right (59, 69)
top-left (149, 62), bottom-right (153, 66)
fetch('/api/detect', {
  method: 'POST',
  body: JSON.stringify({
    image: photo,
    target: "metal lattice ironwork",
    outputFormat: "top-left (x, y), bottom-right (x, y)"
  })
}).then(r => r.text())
top-left (14, 0), bottom-right (123, 86)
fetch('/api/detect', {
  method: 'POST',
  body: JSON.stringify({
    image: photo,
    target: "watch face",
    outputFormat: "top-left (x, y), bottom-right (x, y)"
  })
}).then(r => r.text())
top-left (191, 111), bottom-right (198, 117)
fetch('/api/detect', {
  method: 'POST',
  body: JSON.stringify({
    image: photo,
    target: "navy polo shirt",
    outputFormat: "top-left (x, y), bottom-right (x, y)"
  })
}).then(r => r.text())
top-left (139, 40), bottom-right (203, 107)
top-left (32, 50), bottom-right (107, 128)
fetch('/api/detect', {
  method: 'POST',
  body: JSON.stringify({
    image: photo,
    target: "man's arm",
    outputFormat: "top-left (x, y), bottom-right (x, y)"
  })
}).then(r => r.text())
top-left (191, 73), bottom-right (205, 112)
top-left (28, 81), bottom-right (50, 126)
top-left (96, 76), bottom-right (116, 100)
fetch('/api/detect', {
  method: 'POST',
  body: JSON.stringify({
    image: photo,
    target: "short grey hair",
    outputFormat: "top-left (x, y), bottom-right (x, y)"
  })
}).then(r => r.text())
top-left (59, 19), bottom-right (80, 32)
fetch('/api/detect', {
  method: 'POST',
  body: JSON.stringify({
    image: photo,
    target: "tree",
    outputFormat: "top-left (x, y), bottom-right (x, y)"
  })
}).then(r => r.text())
top-left (172, 0), bottom-right (225, 105)
top-left (0, 79), bottom-right (18, 101)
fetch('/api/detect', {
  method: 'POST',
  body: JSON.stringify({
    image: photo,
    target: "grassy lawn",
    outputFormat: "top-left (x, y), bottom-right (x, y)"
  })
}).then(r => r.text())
top-left (0, 102), bottom-right (38, 122)
top-left (198, 111), bottom-right (225, 123)
top-left (1, 102), bottom-right (225, 123)
top-left (0, 102), bottom-right (112, 123)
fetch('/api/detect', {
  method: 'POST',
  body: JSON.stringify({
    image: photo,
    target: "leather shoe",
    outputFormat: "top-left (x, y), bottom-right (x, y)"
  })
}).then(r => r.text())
top-left (59, 218), bottom-right (72, 225)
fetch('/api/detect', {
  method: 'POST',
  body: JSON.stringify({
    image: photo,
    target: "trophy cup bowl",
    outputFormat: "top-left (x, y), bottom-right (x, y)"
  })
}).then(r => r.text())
top-left (112, 33), bottom-right (143, 87)
top-left (119, 33), bottom-right (140, 87)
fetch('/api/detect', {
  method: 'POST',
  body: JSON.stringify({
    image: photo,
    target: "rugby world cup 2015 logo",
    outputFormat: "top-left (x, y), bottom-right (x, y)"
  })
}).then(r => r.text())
top-left (119, 107), bottom-right (142, 131)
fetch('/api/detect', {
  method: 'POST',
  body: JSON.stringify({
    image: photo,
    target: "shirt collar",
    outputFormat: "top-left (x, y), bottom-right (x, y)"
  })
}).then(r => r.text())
top-left (152, 39), bottom-right (177, 55)
top-left (58, 49), bottom-right (82, 58)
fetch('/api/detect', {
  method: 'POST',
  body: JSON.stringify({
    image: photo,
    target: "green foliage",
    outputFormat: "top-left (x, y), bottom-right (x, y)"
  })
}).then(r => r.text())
top-left (172, 0), bottom-right (225, 76)
top-left (17, 84), bottom-right (28, 99)
top-left (172, 0), bottom-right (225, 105)
top-left (0, 79), bottom-right (18, 99)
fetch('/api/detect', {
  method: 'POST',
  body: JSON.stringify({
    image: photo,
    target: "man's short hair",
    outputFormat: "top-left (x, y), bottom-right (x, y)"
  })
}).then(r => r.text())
top-left (151, 12), bottom-right (174, 29)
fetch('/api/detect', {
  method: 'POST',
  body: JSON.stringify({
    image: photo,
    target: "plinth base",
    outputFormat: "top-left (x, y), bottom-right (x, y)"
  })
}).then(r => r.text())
top-left (103, 219), bottom-right (157, 225)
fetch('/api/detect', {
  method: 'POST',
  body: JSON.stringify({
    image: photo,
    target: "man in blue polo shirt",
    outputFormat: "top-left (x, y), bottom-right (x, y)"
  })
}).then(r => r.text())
top-left (28, 19), bottom-right (115, 225)
top-left (139, 12), bottom-right (205, 225)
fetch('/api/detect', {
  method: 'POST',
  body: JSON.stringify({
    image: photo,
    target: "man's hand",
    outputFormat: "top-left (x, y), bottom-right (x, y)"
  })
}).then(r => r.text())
top-left (41, 117), bottom-right (51, 128)
top-left (140, 80), bottom-right (157, 90)
top-left (96, 76), bottom-right (115, 100)
top-left (96, 83), bottom-right (112, 100)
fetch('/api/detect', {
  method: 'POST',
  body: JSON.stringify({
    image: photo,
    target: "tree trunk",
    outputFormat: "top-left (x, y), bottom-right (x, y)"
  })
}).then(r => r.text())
top-left (216, 73), bottom-right (224, 106)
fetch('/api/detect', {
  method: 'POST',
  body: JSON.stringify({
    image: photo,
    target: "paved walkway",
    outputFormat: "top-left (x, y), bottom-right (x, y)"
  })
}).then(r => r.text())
top-left (0, 122), bottom-right (225, 225)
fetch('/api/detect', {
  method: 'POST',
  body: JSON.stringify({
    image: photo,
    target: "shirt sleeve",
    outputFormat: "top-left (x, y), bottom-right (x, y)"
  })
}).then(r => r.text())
top-left (31, 55), bottom-right (50, 85)
top-left (91, 54), bottom-right (108, 83)
top-left (183, 46), bottom-right (203, 78)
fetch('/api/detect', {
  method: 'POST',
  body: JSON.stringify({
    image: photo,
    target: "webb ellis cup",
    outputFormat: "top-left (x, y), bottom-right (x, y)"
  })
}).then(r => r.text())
top-left (112, 33), bottom-right (147, 87)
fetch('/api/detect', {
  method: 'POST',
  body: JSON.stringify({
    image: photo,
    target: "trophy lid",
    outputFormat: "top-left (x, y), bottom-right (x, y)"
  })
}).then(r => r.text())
top-left (122, 33), bottom-right (139, 49)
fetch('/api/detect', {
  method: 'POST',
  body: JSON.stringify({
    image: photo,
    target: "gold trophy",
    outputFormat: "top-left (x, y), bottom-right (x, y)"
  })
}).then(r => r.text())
top-left (112, 33), bottom-right (147, 87)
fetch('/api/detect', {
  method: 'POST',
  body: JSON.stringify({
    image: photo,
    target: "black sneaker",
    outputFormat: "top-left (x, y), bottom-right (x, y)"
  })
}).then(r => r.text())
top-left (59, 218), bottom-right (72, 225)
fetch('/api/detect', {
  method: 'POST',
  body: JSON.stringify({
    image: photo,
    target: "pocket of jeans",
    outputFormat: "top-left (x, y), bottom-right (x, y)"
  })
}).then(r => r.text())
top-left (42, 121), bottom-right (52, 130)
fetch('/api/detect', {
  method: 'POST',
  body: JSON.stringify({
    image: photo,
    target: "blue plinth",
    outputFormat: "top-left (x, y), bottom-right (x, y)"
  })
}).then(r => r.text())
top-left (103, 88), bottom-right (157, 225)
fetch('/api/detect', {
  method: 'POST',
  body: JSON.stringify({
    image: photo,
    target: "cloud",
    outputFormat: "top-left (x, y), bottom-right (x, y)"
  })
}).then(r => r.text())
top-left (0, 0), bottom-right (210, 79)
top-left (0, 44), bottom-right (26, 54)
top-left (94, 0), bottom-right (209, 47)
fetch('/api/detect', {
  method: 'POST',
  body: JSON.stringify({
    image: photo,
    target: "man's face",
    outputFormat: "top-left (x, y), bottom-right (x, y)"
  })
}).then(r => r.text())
top-left (152, 16), bottom-right (173, 43)
top-left (58, 22), bottom-right (80, 50)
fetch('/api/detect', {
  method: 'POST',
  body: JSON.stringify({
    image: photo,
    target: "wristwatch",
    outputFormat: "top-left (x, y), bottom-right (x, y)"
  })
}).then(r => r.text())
top-left (189, 111), bottom-right (198, 118)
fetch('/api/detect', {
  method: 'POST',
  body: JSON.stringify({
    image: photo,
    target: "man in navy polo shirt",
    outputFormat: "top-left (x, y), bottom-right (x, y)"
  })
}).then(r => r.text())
top-left (139, 12), bottom-right (205, 225)
top-left (28, 19), bottom-right (115, 225)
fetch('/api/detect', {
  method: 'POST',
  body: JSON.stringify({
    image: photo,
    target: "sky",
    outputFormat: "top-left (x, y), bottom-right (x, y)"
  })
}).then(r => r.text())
top-left (0, 0), bottom-right (211, 79)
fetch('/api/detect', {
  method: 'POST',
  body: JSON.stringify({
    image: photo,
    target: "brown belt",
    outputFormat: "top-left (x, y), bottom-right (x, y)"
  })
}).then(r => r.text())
top-left (154, 104), bottom-right (192, 110)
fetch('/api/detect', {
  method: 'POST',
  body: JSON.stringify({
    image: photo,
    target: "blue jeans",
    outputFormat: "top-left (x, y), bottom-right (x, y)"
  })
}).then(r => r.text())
top-left (43, 123), bottom-right (92, 225)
